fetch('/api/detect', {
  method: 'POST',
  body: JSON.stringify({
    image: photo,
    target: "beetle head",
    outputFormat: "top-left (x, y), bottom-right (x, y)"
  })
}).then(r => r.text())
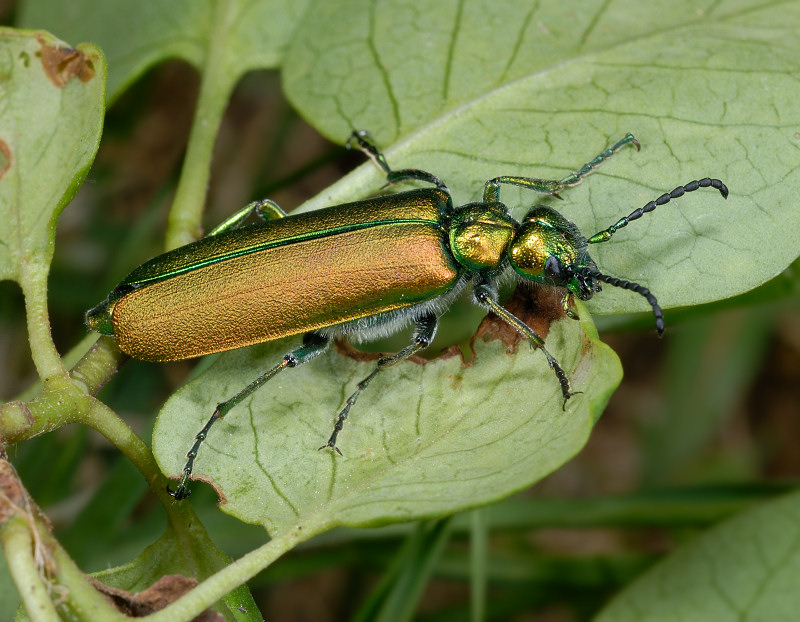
top-left (507, 206), bottom-right (600, 300)
top-left (507, 205), bottom-right (665, 335)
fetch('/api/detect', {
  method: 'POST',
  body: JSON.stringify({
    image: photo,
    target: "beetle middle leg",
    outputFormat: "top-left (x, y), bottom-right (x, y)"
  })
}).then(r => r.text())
top-left (320, 312), bottom-right (439, 454)
top-left (168, 331), bottom-right (330, 500)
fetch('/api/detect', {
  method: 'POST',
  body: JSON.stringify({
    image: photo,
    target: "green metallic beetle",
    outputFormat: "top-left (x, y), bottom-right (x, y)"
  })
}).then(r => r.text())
top-left (86, 131), bottom-right (728, 500)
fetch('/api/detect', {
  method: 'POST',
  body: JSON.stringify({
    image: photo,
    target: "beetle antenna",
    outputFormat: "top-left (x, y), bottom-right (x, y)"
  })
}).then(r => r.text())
top-left (588, 178), bottom-right (728, 244)
top-left (577, 267), bottom-right (665, 335)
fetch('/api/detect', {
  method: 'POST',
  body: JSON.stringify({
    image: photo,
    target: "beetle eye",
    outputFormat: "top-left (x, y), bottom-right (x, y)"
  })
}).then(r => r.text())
top-left (544, 255), bottom-right (563, 281)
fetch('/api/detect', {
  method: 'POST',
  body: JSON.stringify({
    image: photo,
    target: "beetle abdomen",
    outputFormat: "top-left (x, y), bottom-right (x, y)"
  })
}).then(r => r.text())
top-left (111, 221), bottom-right (458, 362)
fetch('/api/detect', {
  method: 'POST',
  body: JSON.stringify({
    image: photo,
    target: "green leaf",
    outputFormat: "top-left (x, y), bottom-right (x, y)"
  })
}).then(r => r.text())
top-left (597, 489), bottom-right (800, 621)
top-left (0, 28), bottom-right (105, 378)
top-left (0, 28), bottom-right (105, 283)
top-left (284, 0), bottom-right (800, 314)
top-left (91, 524), bottom-right (261, 621)
top-left (154, 305), bottom-right (621, 535)
top-left (18, 0), bottom-right (311, 101)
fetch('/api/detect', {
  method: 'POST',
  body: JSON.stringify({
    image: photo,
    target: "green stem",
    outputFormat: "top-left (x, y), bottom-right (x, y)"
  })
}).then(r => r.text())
top-left (50, 542), bottom-right (129, 621)
top-left (1, 517), bottom-right (60, 622)
top-left (68, 336), bottom-right (128, 399)
top-left (20, 266), bottom-right (66, 381)
top-left (2, 336), bottom-right (164, 495)
top-left (1, 387), bottom-right (166, 498)
top-left (3, 498), bottom-right (127, 620)
top-left (1, 336), bottom-right (124, 441)
top-left (165, 0), bottom-right (241, 250)
top-left (81, 399), bottom-right (162, 487)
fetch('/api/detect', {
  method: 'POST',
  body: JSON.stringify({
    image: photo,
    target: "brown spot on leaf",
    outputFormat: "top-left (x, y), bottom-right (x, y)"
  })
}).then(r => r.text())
top-left (334, 340), bottom-right (383, 363)
top-left (90, 574), bottom-right (223, 619)
top-left (37, 35), bottom-right (95, 87)
top-left (167, 472), bottom-right (227, 506)
top-left (0, 139), bottom-right (11, 181)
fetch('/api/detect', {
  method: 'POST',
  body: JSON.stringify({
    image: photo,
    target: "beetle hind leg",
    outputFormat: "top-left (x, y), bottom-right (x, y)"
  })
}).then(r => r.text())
top-left (348, 129), bottom-right (448, 191)
top-left (320, 313), bottom-right (439, 454)
top-left (168, 332), bottom-right (330, 500)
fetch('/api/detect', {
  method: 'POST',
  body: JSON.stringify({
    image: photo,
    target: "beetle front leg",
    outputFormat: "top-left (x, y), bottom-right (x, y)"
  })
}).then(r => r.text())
top-left (320, 313), bottom-right (439, 454)
top-left (482, 133), bottom-right (640, 203)
top-left (473, 283), bottom-right (579, 408)
top-left (168, 331), bottom-right (330, 500)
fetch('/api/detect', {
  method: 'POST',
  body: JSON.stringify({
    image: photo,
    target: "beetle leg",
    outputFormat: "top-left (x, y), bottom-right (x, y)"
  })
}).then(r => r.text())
top-left (348, 129), bottom-right (449, 191)
top-left (320, 313), bottom-right (439, 455)
top-left (558, 133), bottom-right (640, 187)
top-left (168, 331), bottom-right (330, 500)
top-left (473, 283), bottom-right (580, 409)
top-left (386, 169), bottom-right (448, 191)
top-left (206, 199), bottom-right (287, 237)
top-left (482, 133), bottom-right (640, 203)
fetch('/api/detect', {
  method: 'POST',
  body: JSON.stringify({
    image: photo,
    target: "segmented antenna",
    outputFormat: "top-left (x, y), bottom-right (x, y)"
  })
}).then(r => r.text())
top-left (578, 267), bottom-right (665, 335)
top-left (589, 178), bottom-right (728, 244)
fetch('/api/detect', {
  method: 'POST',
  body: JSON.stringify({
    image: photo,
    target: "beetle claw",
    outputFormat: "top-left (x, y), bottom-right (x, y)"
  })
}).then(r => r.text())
top-left (318, 441), bottom-right (343, 456)
top-left (167, 483), bottom-right (192, 501)
top-left (561, 390), bottom-right (584, 410)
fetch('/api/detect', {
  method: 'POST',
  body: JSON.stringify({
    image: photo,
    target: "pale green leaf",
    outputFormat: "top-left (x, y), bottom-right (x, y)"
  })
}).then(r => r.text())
top-left (0, 28), bottom-right (105, 282)
top-left (154, 309), bottom-right (621, 535)
top-left (597, 489), bottom-right (800, 621)
top-left (148, 0), bottom-right (799, 538)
